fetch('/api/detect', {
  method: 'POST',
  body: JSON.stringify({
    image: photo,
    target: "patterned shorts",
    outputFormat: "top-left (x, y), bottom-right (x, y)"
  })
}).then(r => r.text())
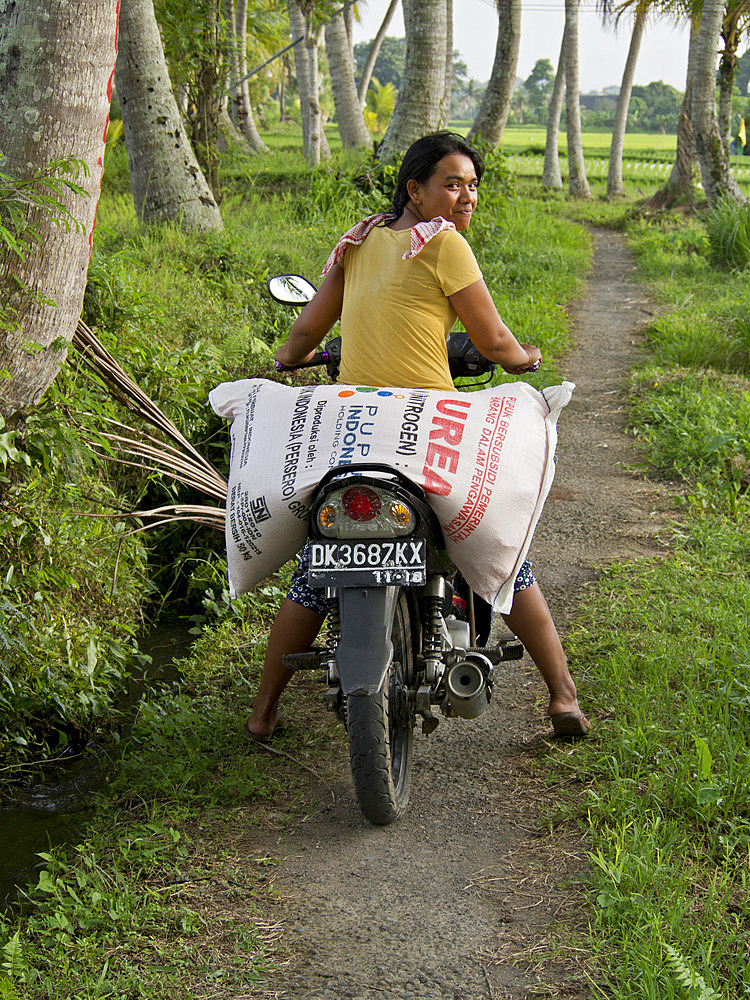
top-left (287, 541), bottom-right (536, 618)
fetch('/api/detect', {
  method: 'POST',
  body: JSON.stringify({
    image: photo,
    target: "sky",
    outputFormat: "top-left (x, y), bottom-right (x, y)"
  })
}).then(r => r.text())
top-left (352, 0), bottom-right (693, 94)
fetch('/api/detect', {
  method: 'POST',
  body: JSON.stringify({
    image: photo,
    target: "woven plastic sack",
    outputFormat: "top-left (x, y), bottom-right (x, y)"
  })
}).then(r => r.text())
top-left (209, 378), bottom-right (574, 613)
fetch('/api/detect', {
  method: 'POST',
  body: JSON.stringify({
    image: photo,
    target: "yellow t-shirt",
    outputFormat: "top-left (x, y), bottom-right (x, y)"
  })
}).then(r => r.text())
top-left (338, 225), bottom-right (483, 391)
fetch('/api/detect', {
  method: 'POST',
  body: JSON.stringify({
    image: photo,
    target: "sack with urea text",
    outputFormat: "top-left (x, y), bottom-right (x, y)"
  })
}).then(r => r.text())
top-left (209, 378), bottom-right (574, 613)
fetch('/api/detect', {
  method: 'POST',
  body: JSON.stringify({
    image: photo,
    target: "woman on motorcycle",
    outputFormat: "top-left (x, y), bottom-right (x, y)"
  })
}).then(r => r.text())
top-left (246, 131), bottom-right (589, 741)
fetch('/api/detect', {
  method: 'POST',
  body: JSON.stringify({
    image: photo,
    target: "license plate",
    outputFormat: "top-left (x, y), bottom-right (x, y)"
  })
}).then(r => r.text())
top-left (308, 539), bottom-right (426, 587)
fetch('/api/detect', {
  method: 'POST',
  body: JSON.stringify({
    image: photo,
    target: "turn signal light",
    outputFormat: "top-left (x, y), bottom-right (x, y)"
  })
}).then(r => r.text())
top-left (388, 502), bottom-right (413, 528)
top-left (317, 503), bottom-right (337, 528)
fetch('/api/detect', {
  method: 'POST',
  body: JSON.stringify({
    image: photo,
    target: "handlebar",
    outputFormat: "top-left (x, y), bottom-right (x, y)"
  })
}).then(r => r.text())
top-left (275, 349), bottom-right (329, 373)
top-left (268, 275), bottom-right (541, 380)
top-left (275, 340), bottom-right (540, 378)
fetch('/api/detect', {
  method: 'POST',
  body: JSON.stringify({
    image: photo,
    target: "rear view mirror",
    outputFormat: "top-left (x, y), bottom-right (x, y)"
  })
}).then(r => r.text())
top-left (268, 274), bottom-right (317, 306)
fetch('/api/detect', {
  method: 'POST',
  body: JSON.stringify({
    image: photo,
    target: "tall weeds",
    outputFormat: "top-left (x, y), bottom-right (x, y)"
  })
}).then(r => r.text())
top-left (705, 196), bottom-right (750, 271)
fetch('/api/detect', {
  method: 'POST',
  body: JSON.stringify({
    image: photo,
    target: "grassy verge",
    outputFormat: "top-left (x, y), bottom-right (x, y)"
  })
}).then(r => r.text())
top-left (5, 122), bottom-right (749, 997)
top-left (0, 129), bottom-right (592, 997)
top-left (0, 578), bottom-right (348, 998)
top-left (544, 197), bottom-right (750, 996)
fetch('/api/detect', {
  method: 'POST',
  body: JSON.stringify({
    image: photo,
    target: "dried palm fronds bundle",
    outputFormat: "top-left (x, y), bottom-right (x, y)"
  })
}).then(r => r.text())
top-left (71, 318), bottom-right (227, 532)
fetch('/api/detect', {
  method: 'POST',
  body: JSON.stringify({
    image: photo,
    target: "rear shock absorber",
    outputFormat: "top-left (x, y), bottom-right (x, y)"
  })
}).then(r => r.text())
top-left (421, 576), bottom-right (446, 682)
top-left (325, 591), bottom-right (341, 646)
top-left (323, 591), bottom-right (343, 718)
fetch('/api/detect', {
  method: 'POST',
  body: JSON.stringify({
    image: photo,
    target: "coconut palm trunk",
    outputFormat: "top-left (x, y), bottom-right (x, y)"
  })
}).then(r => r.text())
top-left (607, 4), bottom-right (646, 198)
top-left (116, 0), bottom-right (223, 231)
top-left (717, 45), bottom-right (736, 155)
top-left (379, 0), bottom-right (448, 160)
top-left (303, 4), bottom-right (324, 164)
top-left (289, 1), bottom-right (330, 162)
top-left (692, 0), bottom-right (746, 205)
top-left (442, 0), bottom-right (454, 126)
top-left (649, 17), bottom-right (699, 209)
top-left (289, 0), bottom-right (311, 151)
top-left (357, 0), bottom-right (400, 106)
top-left (467, 0), bottom-right (521, 148)
top-left (0, 0), bottom-right (119, 419)
top-left (192, 0), bottom-right (224, 199)
top-left (564, 0), bottom-right (591, 198)
top-left (717, 3), bottom-right (750, 156)
top-left (325, 9), bottom-right (370, 148)
top-left (543, 24), bottom-right (567, 190)
top-left (232, 0), bottom-right (269, 152)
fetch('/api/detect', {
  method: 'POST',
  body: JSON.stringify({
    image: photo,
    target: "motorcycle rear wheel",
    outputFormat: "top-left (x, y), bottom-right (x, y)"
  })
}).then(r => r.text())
top-left (346, 591), bottom-right (415, 825)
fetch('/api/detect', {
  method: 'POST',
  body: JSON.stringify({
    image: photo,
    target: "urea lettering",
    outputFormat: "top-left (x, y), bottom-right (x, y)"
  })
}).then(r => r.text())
top-left (422, 398), bottom-right (471, 496)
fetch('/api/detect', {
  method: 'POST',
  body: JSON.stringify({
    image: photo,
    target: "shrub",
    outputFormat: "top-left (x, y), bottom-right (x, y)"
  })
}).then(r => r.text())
top-left (705, 196), bottom-right (750, 270)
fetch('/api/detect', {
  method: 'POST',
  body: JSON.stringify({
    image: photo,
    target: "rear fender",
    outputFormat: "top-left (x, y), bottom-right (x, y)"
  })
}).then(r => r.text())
top-left (336, 586), bottom-right (399, 696)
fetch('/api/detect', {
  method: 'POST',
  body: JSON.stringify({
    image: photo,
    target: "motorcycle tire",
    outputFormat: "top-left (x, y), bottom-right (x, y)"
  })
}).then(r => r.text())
top-left (346, 591), bottom-right (415, 825)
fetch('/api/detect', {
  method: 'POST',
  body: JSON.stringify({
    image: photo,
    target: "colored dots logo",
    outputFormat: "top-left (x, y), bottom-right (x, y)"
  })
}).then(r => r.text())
top-left (337, 387), bottom-right (405, 399)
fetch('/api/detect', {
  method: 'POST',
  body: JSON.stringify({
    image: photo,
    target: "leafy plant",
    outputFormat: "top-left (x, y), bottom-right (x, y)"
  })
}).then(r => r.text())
top-left (364, 79), bottom-right (397, 138)
top-left (0, 158), bottom-right (89, 333)
top-left (664, 944), bottom-right (722, 1000)
top-left (0, 932), bottom-right (28, 983)
top-left (0, 417), bottom-right (29, 470)
top-left (705, 196), bottom-right (750, 270)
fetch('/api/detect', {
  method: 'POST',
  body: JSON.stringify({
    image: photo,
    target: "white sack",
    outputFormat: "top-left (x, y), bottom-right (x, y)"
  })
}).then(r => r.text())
top-left (209, 378), bottom-right (574, 613)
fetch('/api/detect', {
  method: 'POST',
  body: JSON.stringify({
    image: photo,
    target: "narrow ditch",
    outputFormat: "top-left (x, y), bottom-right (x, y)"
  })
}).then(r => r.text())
top-left (0, 618), bottom-right (194, 909)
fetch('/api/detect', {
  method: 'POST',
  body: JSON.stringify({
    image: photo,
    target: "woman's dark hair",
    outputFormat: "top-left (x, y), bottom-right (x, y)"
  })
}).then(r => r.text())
top-left (390, 131), bottom-right (485, 216)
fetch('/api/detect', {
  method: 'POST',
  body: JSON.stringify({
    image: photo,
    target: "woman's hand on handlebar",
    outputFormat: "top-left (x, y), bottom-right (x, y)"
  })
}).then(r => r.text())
top-left (502, 344), bottom-right (542, 375)
top-left (274, 345), bottom-right (318, 372)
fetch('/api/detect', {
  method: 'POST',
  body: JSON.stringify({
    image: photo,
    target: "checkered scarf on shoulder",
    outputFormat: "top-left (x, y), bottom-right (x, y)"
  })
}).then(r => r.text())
top-left (321, 213), bottom-right (455, 277)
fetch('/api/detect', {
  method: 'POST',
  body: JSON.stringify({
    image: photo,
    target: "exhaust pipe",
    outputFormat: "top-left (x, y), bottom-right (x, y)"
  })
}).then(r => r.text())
top-left (442, 652), bottom-right (493, 719)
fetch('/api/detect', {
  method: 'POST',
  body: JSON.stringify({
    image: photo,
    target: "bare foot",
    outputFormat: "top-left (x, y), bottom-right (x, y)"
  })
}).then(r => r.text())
top-left (245, 706), bottom-right (285, 741)
top-left (547, 688), bottom-right (590, 737)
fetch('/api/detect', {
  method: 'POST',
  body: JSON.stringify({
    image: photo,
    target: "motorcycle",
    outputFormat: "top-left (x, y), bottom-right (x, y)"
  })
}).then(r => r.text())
top-left (267, 275), bottom-right (524, 825)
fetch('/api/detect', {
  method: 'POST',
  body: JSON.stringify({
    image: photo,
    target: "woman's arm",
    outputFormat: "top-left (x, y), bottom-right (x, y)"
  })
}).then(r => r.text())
top-left (449, 279), bottom-right (542, 374)
top-left (274, 264), bottom-right (345, 367)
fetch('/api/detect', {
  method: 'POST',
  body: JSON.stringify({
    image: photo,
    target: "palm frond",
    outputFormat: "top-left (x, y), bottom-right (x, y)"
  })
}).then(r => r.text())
top-left (71, 319), bottom-right (227, 530)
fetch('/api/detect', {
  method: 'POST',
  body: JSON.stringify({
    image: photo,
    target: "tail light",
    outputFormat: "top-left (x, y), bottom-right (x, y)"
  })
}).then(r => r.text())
top-left (342, 486), bottom-right (381, 522)
top-left (315, 485), bottom-right (416, 538)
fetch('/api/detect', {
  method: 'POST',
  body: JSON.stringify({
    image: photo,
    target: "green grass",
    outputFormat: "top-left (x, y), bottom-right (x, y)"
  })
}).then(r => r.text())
top-left (564, 501), bottom-right (750, 996)
top-left (535, 190), bottom-right (750, 997)
top-left (496, 125), bottom-right (678, 160)
top-left (0, 580), bottom-right (344, 998)
top-left (0, 127), bottom-right (594, 998)
top-left (5, 122), bottom-right (750, 999)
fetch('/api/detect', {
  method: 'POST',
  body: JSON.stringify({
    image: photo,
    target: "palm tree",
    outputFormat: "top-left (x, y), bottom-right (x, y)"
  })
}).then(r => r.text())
top-left (0, 0), bottom-right (120, 419)
top-left (301, 2), bottom-right (324, 164)
top-left (288, 0), bottom-right (330, 163)
top-left (542, 24), bottom-right (567, 189)
top-left (468, 0), bottom-right (522, 147)
top-left (229, 0), bottom-right (269, 152)
top-left (443, 0), bottom-right (454, 126)
top-left (642, 0), bottom-right (747, 207)
top-left (379, 0), bottom-right (447, 160)
top-left (692, 0), bottom-right (746, 204)
top-left (117, 0), bottom-right (223, 229)
top-left (648, 5), bottom-right (699, 208)
top-left (357, 0), bottom-right (401, 106)
top-left (601, 1), bottom-right (649, 197)
top-left (564, 0), bottom-right (591, 198)
top-left (717, 1), bottom-right (750, 153)
top-left (325, 7), bottom-right (371, 148)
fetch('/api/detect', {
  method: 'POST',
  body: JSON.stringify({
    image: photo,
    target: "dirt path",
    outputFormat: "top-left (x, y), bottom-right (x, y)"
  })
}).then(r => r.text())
top-left (241, 230), bottom-right (669, 1000)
